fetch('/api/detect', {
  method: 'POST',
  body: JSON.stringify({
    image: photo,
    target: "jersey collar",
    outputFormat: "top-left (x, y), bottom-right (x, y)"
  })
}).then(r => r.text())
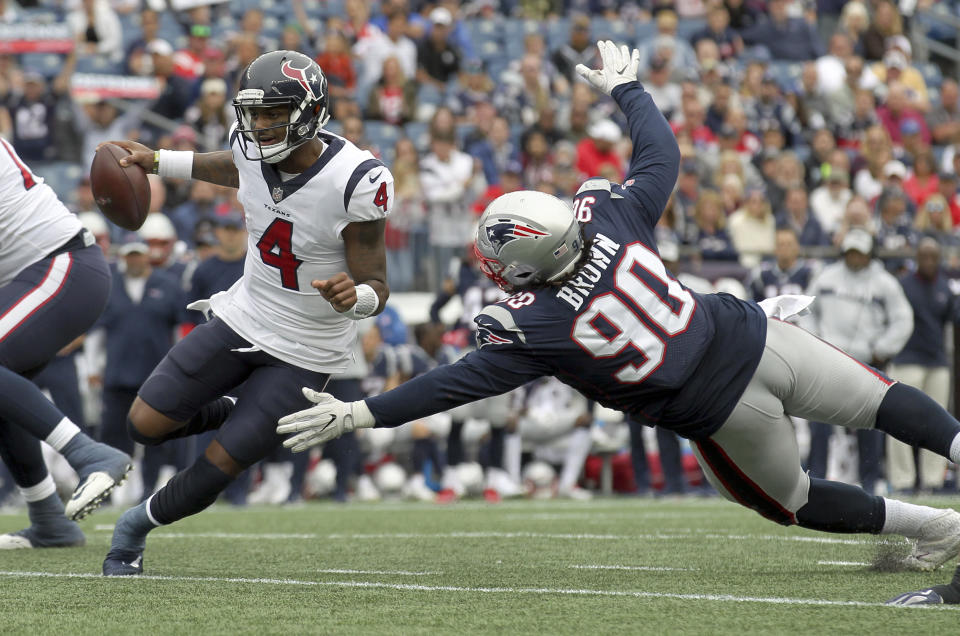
top-left (260, 132), bottom-right (345, 203)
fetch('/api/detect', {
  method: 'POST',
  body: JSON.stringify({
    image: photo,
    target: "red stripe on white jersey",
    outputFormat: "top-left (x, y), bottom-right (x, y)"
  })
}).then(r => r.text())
top-left (0, 253), bottom-right (72, 343)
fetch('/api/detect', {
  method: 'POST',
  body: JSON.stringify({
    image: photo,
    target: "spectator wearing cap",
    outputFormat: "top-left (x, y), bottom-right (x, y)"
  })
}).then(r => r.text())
top-left (877, 82), bottom-right (930, 147)
top-left (364, 56), bottom-right (417, 126)
top-left (67, 0), bottom-right (122, 63)
top-left (903, 151), bottom-right (939, 208)
top-left (728, 186), bottom-right (775, 267)
top-left (689, 4), bottom-right (743, 61)
top-left (867, 48), bottom-right (929, 113)
top-left (576, 119), bottom-right (624, 182)
top-left (741, 0), bottom-right (824, 61)
top-left (644, 56), bottom-right (682, 119)
top-left (886, 238), bottom-right (960, 494)
top-left (776, 186), bottom-right (829, 247)
top-left (172, 24), bottom-right (211, 81)
top-left (550, 14), bottom-right (599, 85)
top-left (810, 167), bottom-right (853, 235)
top-left (356, 9), bottom-right (417, 90)
top-left (690, 189), bottom-right (739, 261)
top-left (804, 226), bottom-right (913, 494)
top-left (416, 7), bottom-right (461, 88)
top-left (929, 79), bottom-right (960, 145)
top-left (7, 64), bottom-right (73, 163)
top-left (184, 78), bottom-right (230, 152)
top-left (875, 186), bottom-right (917, 266)
top-left (186, 212), bottom-right (247, 327)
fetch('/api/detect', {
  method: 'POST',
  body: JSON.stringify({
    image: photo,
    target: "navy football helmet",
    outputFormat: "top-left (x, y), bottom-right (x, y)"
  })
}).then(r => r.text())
top-left (232, 50), bottom-right (330, 164)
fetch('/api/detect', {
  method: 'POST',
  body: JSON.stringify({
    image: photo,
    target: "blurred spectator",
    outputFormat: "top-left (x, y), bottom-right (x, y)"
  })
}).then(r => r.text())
top-left (550, 14), bottom-right (598, 84)
top-left (7, 63), bottom-right (73, 163)
top-left (67, 0), bottom-right (123, 63)
top-left (74, 98), bottom-right (138, 170)
top-left (720, 172), bottom-right (744, 215)
top-left (124, 9), bottom-right (160, 76)
top-left (875, 186), bottom-right (917, 261)
top-left (741, 0), bottom-right (824, 61)
top-left (186, 212), bottom-right (247, 325)
top-left (838, 1), bottom-right (870, 56)
top-left (724, 0), bottom-right (761, 31)
top-left (417, 7), bottom-right (461, 88)
top-left (791, 62), bottom-right (830, 131)
top-left (575, 119), bottom-right (623, 182)
top-left (386, 138), bottom-right (427, 292)
top-left (315, 29), bottom-right (357, 101)
top-left (638, 10), bottom-right (698, 74)
top-left (173, 24), bottom-right (212, 81)
top-left (419, 128), bottom-right (479, 289)
top-left (356, 8), bottom-right (417, 89)
top-left (644, 56), bottom-right (682, 119)
top-left (913, 195), bottom-right (956, 246)
top-left (888, 239), bottom-right (960, 494)
top-left (184, 78), bottom-right (230, 152)
top-left (468, 114), bottom-right (515, 185)
top-left (169, 180), bottom-right (222, 247)
top-left (520, 129), bottom-right (554, 188)
top-left (744, 74), bottom-right (802, 147)
top-left (748, 226), bottom-right (816, 301)
top-left (232, 8), bottom-right (278, 52)
top-left (804, 128), bottom-right (835, 189)
top-left (691, 189), bottom-right (739, 261)
top-left (903, 151), bottom-right (939, 207)
top-left (860, 0), bottom-right (901, 62)
top-left (815, 32), bottom-right (853, 96)
top-left (689, 4), bottom-right (742, 61)
top-left (833, 195), bottom-right (876, 247)
top-left (804, 227), bottom-right (913, 494)
top-left (729, 186), bottom-right (775, 267)
top-left (364, 57), bottom-right (417, 125)
top-left (142, 39), bottom-right (194, 145)
top-left (496, 54), bottom-right (552, 126)
top-left (810, 169), bottom-right (853, 235)
top-left (226, 34), bottom-right (263, 95)
top-left (852, 125), bottom-right (893, 200)
top-left (776, 186), bottom-right (829, 247)
top-left (280, 23), bottom-right (315, 59)
top-left (767, 151), bottom-right (805, 213)
top-left (672, 94), bottom-right (717, 152)
top-left (447, 59), bottom-right (495, 121)
top-left (866, 48), bottom-right (929, 113)
top-left (936, 172), bottom-right (960, 226)
top-left (928, 79), bottom-right (960, 147)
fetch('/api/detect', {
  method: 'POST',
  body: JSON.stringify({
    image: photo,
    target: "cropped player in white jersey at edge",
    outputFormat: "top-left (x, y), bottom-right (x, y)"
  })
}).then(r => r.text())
top-left (279, 41), bottom-right (960, 603)
top-left (0, 139), bottom-right (133, 549)
top-left (100, 50), bottom-right (393, 575)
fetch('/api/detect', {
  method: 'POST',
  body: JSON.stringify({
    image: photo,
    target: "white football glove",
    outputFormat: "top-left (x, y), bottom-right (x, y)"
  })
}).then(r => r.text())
top-left (575, 39), bottom-right (640, 95)
top-left (276, 388), bottom-right (375, 452)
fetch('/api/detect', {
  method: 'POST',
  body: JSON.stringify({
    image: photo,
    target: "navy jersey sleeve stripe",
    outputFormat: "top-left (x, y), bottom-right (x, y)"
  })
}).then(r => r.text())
top-left (365, 348), bottom-right (549, 427)
top-left (343, 158), bottom-right (385, 211)
top-left (610, 82), bottom-right (681, 227)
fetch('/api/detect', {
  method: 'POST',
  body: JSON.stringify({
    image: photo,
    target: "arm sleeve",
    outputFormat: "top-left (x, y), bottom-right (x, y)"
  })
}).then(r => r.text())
top-left (874, 275), bottom-right (915, 360)
top-left (609, 82), bottom-right (682, 228)
top-left (365, 347), bottom-right (549, 427)
top-left (334, 158), bottom-right (393, 236)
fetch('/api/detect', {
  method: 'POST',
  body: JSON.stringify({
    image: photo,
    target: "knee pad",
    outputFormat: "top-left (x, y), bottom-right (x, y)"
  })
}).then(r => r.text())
top-left (127, 419), bottom-right (163, 446)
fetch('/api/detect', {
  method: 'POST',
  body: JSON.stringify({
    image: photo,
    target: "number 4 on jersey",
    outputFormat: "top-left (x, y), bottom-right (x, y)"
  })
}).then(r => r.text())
top-left (257, 218), bottom-right (303, 290)
top-left (373, 181), bottom-right (388, 212)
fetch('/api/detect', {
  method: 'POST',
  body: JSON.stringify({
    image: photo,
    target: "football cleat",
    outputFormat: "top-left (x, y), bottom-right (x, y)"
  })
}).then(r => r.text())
top-left (66, 459), bottom-right (134, 521)
top-left (0, 525), bottom-right (85, 549)
top-left (102, 550), bottom-right (144, 576)
top-left (903, 509), bottom-right (960, 571)
top-left (886, 588), bottom-right (947, 605)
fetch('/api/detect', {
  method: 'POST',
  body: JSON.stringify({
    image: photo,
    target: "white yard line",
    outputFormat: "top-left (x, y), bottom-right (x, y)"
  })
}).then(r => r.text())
top-left (817, 561), bottom-right (872, 567)
top-left (0, 570), bottom-right (954, 610)
top-left (316, 569), bottom-right (439, 576)
top-left (571, 565), bottom-right (698, 572)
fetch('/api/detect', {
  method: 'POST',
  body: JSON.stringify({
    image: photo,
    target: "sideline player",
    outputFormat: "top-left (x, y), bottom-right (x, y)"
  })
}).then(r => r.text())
top-left (279, 42), bottom-right (960, 581)
top-left (101, 50), bottom-right (392, 575)
top-left (0, 140), bottom-right (132, 549)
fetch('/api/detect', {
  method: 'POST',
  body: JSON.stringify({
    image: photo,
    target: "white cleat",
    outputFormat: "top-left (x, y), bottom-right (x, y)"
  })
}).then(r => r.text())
top-left (903, 509), bottom-right (960, 571)
top-left (65, 466), bottom-right (132, 521)
top-left (355, 474), bottom-right (381, 502)
top-left (0, 533), bottom-right (34, 549)
top-left (557, 486), bottom-right (593, 501)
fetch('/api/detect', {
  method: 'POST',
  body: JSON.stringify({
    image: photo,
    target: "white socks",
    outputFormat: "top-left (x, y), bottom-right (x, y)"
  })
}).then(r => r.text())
top-left (19, 474), bottom-right (57, 503)
top-left (881, 498), bottom-right (944, 537)
top-left (44, 417), bottom-right (80, 451)
top-left (950, 433), bottom-right (960, 464)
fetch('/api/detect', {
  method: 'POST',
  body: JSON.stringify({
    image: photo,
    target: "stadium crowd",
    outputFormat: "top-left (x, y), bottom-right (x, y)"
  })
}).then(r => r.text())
top-left (1, 0), bottom-right (960, 505)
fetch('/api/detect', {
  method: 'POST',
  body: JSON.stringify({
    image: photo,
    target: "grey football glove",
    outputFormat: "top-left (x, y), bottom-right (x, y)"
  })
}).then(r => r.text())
top-left (277, 388), bottom-right (375, 452)
top-left (575, 39), bottom-right (640, 95)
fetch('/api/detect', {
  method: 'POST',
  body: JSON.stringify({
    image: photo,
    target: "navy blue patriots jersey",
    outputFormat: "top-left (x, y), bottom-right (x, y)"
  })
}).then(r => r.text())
top-left (748, 261), bottom-right (816, 302)
top-left (366, 82), bottom-right (768, 440)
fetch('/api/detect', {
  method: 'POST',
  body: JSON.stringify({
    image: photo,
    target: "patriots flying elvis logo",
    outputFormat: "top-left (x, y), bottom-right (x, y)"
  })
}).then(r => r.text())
top-left (485, 218), bottom-right (551, 255)
top-left (476, 325), bottom-right (513, 348)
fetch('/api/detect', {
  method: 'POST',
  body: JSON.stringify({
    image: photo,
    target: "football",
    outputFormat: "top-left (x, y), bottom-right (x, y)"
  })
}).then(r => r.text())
top-left (90, 143), bottom-right (151, 231)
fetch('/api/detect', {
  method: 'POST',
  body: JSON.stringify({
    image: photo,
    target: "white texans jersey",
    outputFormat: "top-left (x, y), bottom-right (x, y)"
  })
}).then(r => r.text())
top-left (207, 126), bottom-right (393, 372)
top-left (0, 138), bottom-right (82, 286)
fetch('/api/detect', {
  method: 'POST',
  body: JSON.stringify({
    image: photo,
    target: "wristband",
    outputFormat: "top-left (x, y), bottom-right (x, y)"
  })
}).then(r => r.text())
top-left (344, 284), bottom-right (378, 320)
top-left (157, 149), bottom-right (194, 179)
top-left (152, 150), bottom-right (160, 174)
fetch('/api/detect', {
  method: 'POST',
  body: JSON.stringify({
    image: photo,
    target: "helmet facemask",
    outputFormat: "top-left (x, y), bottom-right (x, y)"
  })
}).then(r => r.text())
top-left (234, 94), bottom-right (320, 164)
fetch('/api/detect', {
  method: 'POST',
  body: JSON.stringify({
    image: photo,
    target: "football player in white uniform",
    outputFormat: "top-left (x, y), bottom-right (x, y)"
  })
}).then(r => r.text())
top-left (0, 139), bottom-right (132, 549)
top-left (101, 50), bottom-right (393, 575)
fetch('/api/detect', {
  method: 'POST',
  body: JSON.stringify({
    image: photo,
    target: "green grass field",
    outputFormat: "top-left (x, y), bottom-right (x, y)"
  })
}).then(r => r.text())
top-left (2, 496), bottom-right (960, 635)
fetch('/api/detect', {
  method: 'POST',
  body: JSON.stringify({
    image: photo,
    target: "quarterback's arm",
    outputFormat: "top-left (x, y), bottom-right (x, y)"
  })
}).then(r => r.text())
top-left (191, 151), bottom-right (240, 189)
top-left (314, 219), bottom-right (389, 316)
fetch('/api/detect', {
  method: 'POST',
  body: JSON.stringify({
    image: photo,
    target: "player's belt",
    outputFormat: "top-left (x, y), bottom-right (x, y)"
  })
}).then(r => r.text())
top-left (47, 229), bottom-right (95, 258)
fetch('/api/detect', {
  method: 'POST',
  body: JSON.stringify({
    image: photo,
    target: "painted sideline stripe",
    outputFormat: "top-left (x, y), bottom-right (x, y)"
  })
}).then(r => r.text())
top-left (818, 561), bottom-right (872, 567)
top-left (317, 569), bottom-right (439, 576)
top-left (0, 570), bottom-right (955, 610)
top-left (104, 531), bottom-right (901, 547)
top-left (571, 565), bottom-right (697, 572)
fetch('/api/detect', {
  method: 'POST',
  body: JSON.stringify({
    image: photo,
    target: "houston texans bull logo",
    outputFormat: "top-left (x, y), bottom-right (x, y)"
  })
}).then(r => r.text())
top-left (485, 218), bottom-right (552, 255)
top-left (280, 60), bottom-right (319, 101)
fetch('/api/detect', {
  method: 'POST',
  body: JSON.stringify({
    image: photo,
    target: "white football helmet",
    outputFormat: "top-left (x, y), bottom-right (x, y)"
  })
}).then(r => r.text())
top-left (474, 191), bottom-right (584, 292)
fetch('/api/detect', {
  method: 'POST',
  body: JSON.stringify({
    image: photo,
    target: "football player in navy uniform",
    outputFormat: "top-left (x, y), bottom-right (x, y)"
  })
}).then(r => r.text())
top-left (99, 50), bottom-right (393, 575)
top-left (281, 42), bottom-right (960, 585)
